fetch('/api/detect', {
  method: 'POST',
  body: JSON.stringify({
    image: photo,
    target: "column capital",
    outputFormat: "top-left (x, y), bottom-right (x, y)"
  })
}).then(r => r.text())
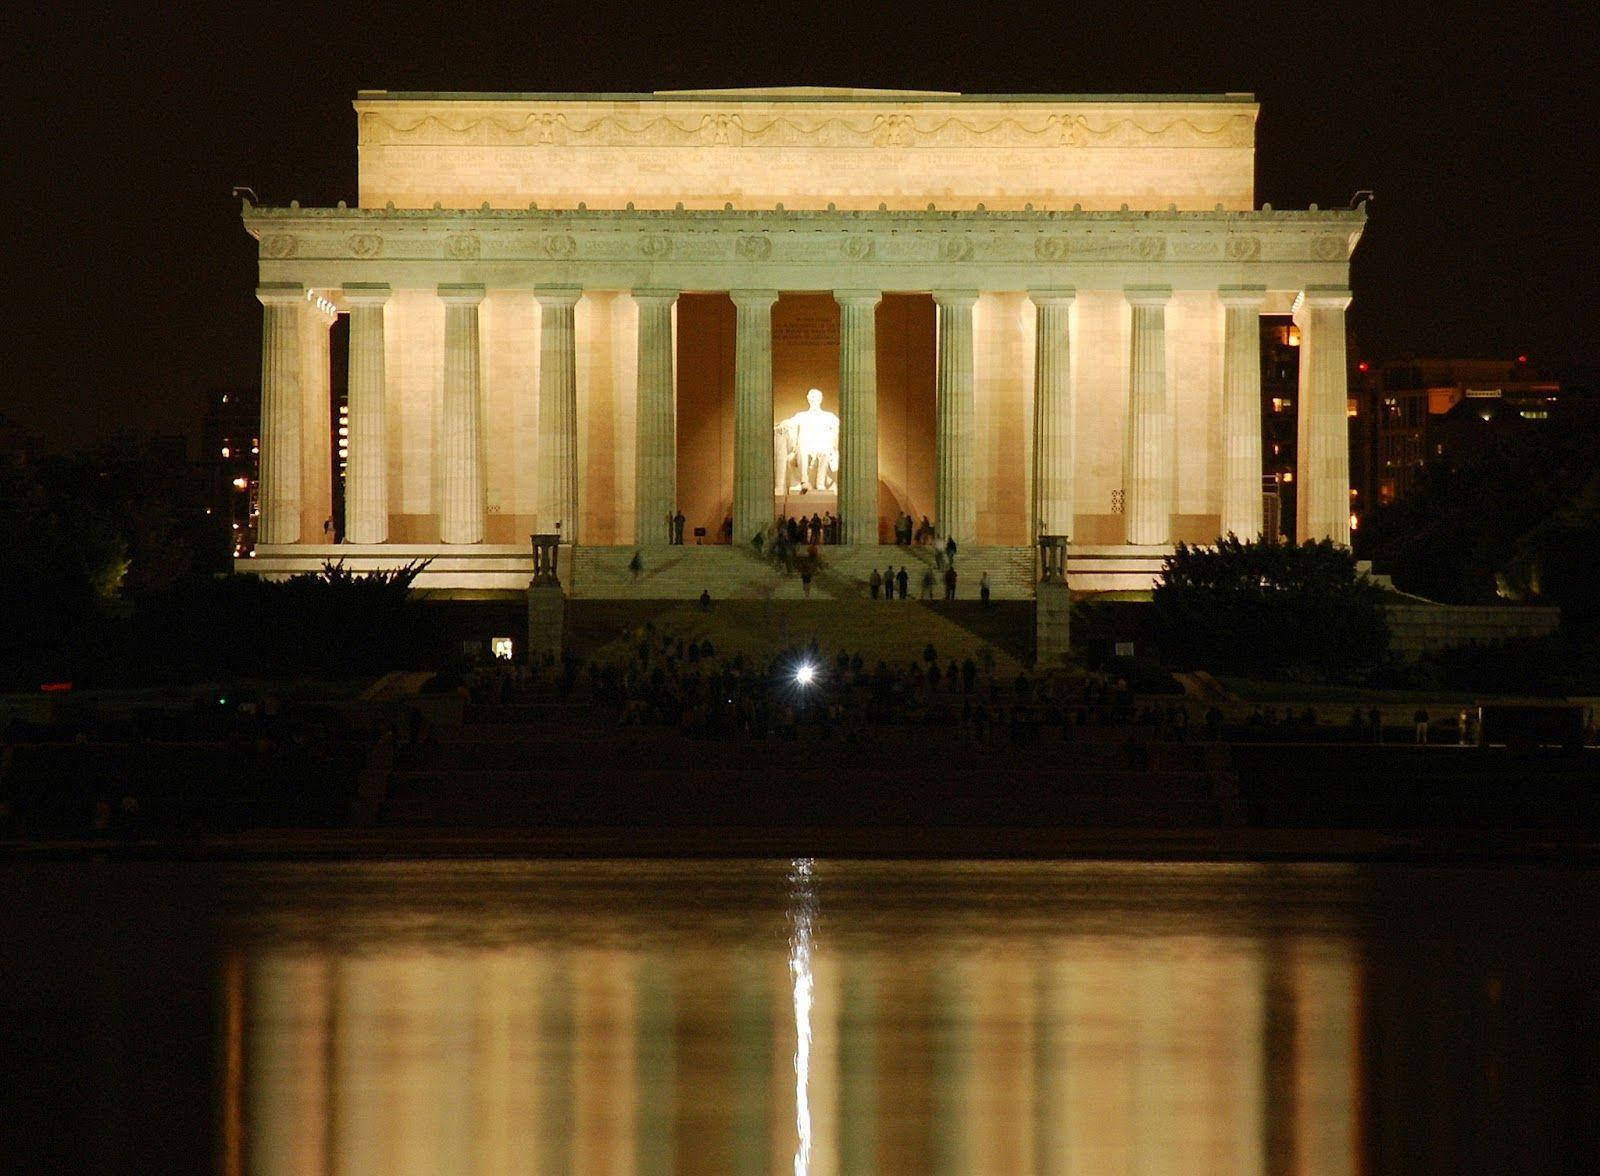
top-left (729, 288), bottom-right (779, 309)
top-left (256, 282), bottom-right (305, 307)
top-left (1217, 284), bottom-right (1268, 309)
top-left (931, 289), bottom-right (979, 309)
top-left (534, 284), bottom-right (583, 308)
top-left (833, 289), bottom-right (883, 308)
top-left (1300, 284), bottom-right (1353, 310)
top-left (437, 282), bottom-right (486, 306)
top-left (1028, 287), bottom-right (1076, 307)
top-left (1123, 285), bottom-right (1172, 307)
top-left (630, 287), bottom-right (679, 305)
top-left (341, 282), bottom-right (391, 308)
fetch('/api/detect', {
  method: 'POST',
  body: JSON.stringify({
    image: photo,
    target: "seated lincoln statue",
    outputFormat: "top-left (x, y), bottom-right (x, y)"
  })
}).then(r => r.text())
top-left (774, 387), bottom-right (840, 494)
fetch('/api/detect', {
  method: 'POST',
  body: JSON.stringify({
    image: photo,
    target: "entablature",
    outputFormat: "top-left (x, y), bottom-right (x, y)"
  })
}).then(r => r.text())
top-left (244, 204), bottom-right (1364, 295)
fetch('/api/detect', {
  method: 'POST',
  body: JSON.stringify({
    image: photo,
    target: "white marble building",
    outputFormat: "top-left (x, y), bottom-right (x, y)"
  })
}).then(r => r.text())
top-left (243, 88), bottom-right (1363, 594)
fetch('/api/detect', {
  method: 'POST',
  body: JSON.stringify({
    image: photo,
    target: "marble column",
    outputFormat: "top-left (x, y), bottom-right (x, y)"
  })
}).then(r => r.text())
top-left (836, 289), bottom-right (882, 545)
top-left (256, 284), bottom-right (304, 545)
top-left (1219, 286), bottom-right (1267, 540)
top-left (632, 289), bottom-right (678, 546)
top-left (438, 283), bottom-right (486, 545)
top-left (536, 287), bottom-right (582, 543)
top-left (342, 284), bottom-right (389, 545)
top-left (1123, 286), bottom-right (1173, 545)
top-left (300, 304), bottom-right (335, 542)
top-left (731, 289), bottom-right (779, 545)
top-left (1295, 286), bottom-right (1354, 546)
top-left (1030, 288), bottom-right (1075, 538)
top-left (934, 290), bottom-right (978, 547)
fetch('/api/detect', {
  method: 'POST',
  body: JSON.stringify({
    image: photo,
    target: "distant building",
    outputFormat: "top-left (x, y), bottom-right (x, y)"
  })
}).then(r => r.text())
top-left (202, 387), bottom-right (261, 557)
top-left (1356, 357), bottom-right (1561, 513)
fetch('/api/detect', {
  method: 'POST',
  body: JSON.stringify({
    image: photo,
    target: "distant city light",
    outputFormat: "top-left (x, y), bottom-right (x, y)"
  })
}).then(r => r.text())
top-left (1517, 354), bottom-right (1529, 364)
top-left (221, 446), bottom-right (230, 457)
top-left (1349, 512), bottom-right (1359, 531)
top-left (491, 637), bottom-right (514, 660)
top-left (795, 663), bottom-right (816, 686)
top-left (232, 476), bottom-right (248, 489)
top-left (1357, 361), bottom-right (1370, 373)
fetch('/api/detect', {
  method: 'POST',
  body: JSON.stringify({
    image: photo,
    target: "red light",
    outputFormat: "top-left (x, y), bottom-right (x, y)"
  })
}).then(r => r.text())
top-left (1517, 354), bottom-right (1529, 364)
top-left (1357, 361), bottom-right (1370, 373)
top-left (40, 682), bottom-right (73, 693)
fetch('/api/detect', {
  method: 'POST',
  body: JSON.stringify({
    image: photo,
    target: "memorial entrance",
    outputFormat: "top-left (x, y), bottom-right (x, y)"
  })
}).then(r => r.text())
top-left (675, 293), bottom-right (937, 547)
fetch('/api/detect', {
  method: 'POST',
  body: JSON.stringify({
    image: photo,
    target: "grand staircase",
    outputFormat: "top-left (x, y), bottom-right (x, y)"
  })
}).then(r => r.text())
top-left (565, 597), bottom-right (1036, 670)
top-left (569, 543), bottom-right (1037, 600)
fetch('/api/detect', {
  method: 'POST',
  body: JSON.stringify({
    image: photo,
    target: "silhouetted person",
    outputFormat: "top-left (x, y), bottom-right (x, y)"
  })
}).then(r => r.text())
top-left (944, 565), bottom-right (957, 600)
top-left (896, 567), bottom-right (909, 599)
top-left (673, 510), bottom-right (686, 544)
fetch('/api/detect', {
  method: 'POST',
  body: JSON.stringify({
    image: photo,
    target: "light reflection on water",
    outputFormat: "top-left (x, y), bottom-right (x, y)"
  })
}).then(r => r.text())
top-left (227, 862), bottom-right (1361, 1175)
top-left (8, 858), bottom-right (1595, 1173)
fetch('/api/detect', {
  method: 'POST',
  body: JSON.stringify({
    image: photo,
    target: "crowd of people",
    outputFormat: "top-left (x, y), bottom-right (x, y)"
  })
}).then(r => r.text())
top-left (570, 623), bottom-right (1183, 744)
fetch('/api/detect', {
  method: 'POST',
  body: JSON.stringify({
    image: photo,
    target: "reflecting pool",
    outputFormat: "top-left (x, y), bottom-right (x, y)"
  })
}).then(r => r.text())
top-left (3, 860), bottom-right (1596, 1174)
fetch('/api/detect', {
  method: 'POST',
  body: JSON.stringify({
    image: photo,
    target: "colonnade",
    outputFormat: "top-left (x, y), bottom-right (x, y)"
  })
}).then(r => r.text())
top-left (256, 281), bottom-right (1352, 553)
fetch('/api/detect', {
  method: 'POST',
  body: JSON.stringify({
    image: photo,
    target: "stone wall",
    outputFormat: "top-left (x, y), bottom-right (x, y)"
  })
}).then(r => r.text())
top-left (1384, 602), bottom-right (1561, 660)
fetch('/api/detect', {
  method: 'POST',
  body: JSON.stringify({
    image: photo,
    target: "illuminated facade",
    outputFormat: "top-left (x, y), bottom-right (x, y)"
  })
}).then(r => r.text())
top-left (242, 89), bottom-right (1363, 593)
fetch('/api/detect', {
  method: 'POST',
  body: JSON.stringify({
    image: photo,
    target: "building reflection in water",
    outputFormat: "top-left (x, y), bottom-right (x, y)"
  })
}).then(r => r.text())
top-left (228, 862), bottom-right (1359, 1175)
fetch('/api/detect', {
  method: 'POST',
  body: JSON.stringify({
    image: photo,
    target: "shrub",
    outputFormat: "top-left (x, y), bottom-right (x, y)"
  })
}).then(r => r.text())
top-left (1152, 536), bottom-right (1389, 682)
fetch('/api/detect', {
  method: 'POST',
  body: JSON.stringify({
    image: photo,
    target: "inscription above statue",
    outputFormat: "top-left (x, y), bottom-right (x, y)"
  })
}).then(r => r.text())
top-left (774, 388), bottom-right (840, 495)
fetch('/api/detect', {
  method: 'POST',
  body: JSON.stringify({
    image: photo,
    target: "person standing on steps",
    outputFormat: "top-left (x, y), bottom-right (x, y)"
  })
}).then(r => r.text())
top-left (980, 571), bottom-right (991, 606)
top-left (944, 564), bottom-right (957, 600)
top-left (920, 567), bottom-right (935, 600)
top-left (883, 564), bottom-right (896, 603)
top-left (672, 509), bottom-right (686, 545)
top-left (869, 567), bottom-right (882, 599)
top-left (629, 550), bottom-right (643, 582)
top-left (896, 566), bottom-right (909, 599)
top-left (945, 535), bottom-right (958, 565)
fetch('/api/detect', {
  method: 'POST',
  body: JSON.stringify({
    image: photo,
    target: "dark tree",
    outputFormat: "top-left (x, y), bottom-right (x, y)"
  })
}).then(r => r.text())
top-left (1152, 536), bottom-right (1389, 682)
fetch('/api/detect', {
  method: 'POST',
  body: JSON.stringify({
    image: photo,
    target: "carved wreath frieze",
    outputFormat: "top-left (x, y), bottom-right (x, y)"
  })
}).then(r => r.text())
top-left (1311, 234), bottom-right (1347, 260)
top-left (259, 234), bottom-right (297, 258)
top-left (540, 234), bottom-right (577, 259)
top-left (638, 234), bottom-right (674, 258)
top-left (1034, 237), bottom-right (1070, 260)
top-left (841, 237), bottom-right (875, 261)
top-left (1224, 236), bottom-right (1261, 261)
top-left (936, 238), bottom-right (975, 262)
top-left (1134, 237), bottom-right (1166, 261)
top-left (346, 233), bottom-right (382, 258)
top-left (443, 232), bottom-right (481, 259)
top-left (734, 236), bottom-right (772, 261)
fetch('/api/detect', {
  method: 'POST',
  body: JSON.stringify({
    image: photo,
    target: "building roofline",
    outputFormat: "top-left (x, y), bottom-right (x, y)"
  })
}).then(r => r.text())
top-left (354, 89), bottom-right (1258, 105)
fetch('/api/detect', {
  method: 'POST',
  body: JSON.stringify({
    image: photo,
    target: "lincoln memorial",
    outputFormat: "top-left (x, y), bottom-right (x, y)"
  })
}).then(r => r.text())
top-left (243, 88), bottom-right (1364, 595)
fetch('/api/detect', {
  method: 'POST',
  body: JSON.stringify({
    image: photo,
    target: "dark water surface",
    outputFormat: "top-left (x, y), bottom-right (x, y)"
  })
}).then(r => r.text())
top-left (3, 859), bottom-right (1596, 1174)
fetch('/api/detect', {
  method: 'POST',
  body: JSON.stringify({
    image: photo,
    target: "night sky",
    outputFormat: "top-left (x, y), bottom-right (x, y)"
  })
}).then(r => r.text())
top-left (8, 2), bottom-right (1596, 451)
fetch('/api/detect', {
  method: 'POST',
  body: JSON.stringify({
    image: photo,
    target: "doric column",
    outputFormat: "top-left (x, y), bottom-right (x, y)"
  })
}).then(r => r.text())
top-left (632, 289), bottom-right (678, 546)
top-left (731, 289), bottom-right (779, 545)
top-left (536, 287), bottom-right (582, 542)
top-left (256, 283), bottom-right (304, 545)
top-left (438, 283), bottom-right (486, 545)
top-left (1295, 285), bottom-right (1354, 545)
top-left (1219, 285), bottom-right (1267, 539)
top-left (835, 289), bottom-right (882, 545)
top-left (1124, 285), bottom-right (1173, 545)
top-left (300, 302), bottom-right (335, 542)
top-left (934, 290), bottom-right (978, 547)
top-left (342, 284), bottom-right (390, 544)
top-left (1030, 288), bottom-right (1075, 538)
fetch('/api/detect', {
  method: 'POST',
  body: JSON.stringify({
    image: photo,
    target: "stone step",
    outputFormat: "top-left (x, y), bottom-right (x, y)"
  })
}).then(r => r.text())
top-left (569, 544), bottom-right (1038, 600)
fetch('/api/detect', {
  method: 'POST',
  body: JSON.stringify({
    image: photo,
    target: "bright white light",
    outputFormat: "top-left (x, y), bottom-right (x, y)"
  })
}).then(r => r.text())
top-left (789, 858), bottom-right (816, 1176)
top-left (795, 663), bottom-right (816, 687)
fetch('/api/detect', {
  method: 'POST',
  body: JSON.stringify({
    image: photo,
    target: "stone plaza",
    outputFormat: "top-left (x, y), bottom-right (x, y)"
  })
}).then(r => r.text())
top-left (243, 88), bottom-right (1363, 598)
